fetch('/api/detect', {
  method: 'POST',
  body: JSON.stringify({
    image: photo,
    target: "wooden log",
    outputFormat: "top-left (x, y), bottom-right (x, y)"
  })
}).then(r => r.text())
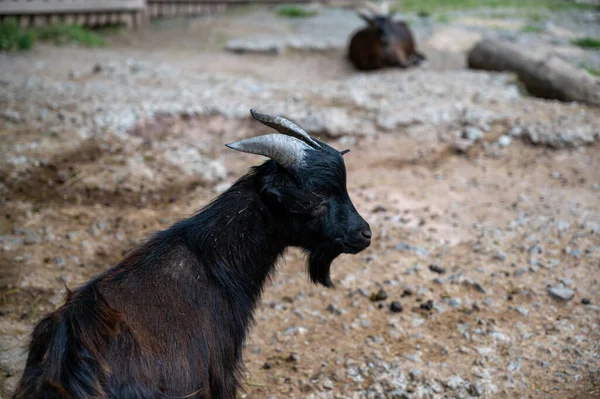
top-left (468, 39), bottom-right (600, 107)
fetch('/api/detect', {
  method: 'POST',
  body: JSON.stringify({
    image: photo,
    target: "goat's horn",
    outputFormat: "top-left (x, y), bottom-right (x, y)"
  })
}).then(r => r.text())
top-left (226, 134), bottom-right (313, 168)
top-left (249, 109), bottom-right (320, 149)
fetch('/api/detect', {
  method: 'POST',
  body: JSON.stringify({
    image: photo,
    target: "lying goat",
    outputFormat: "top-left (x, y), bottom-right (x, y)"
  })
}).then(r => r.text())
top-left (348, 1), bottom-right (425, 71)
top-left (13, 109), bottom-right (371, 399)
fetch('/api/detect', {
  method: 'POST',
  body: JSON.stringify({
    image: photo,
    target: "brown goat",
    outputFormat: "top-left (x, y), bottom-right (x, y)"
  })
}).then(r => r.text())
top-left (12, 109), bottom-right (371, 399)
top-left (348, 1), bottom-right (425, 71)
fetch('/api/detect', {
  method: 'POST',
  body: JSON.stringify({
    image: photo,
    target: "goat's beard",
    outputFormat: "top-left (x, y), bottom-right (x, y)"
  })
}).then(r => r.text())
top-left (306, 244), bottom-right (342, 288)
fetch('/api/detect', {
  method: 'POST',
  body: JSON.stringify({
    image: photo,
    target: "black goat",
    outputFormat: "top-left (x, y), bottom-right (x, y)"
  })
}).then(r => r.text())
top-left (12, 109), bottom-right (371, 399)
top-left (348, 1), bottom-right (425, 71)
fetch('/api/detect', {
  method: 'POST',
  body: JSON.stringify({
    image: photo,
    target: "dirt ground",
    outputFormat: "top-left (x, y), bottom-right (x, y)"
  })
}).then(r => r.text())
top-left (1, 4), bottom-right (600, 399)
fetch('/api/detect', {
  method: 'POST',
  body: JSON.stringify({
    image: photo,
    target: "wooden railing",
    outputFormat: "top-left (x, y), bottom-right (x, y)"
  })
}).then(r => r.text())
top-left (0, 0), bottom-right (317, 28)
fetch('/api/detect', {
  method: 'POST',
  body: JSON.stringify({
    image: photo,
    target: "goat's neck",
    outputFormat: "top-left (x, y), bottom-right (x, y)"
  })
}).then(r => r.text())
top-left (185, 175), bottom-right (287, 305)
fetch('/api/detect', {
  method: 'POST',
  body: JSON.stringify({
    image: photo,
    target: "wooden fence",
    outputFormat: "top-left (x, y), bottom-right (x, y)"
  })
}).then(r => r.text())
top-left (0, 0), bottom-right (318, 27)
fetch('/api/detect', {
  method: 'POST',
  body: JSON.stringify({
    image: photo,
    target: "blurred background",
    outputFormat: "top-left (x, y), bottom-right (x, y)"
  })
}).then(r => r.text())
top-left (1, 0), bottom-right (600, 398)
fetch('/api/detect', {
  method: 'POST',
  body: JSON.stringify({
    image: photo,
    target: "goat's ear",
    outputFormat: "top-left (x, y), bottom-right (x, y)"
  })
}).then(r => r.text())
top-left (357, 10), bottom-right (374, 25)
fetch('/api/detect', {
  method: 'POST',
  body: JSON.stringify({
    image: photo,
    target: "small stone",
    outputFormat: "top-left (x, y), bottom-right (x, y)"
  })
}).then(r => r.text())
top-left (55, 256), bottom-right (65, 266)
top-left (468, 382), bottom-right (486, 397)
top-left (3, 110), bottom-right (22, 123)
top-left (515, 306), bottom-right (529, 316)
top-left (420, 300), bottom-right (434, 311)
top-left (322, 377), bottom-right (334, 390)
top-left (582, 298), bottom-right (591, 305)
top-left (464, 126), bottom-right (483, 141)
top-left (370, 288), bottom-right (388, 302)
top-left (24, 230), bottom-right (42, 245)
top-left (446, 375), bottom-right (465, 389)
top-left (448, 298), bottom-right (462, 308)
top-left (454, 138), bottom-right (475, 153)
top-left (285, 353), bottom-right (299, 363)
top-left (360, 319), bottom-right (370, 328)
top-left (327, 303), bottom-right (342, 315)
top-left (402, 288), bottom-right (413, 297)
top-left (548, 286), bottom-right (575, 301)
top-left (493, 251), bottom-right (506, 262)
top-left (429, 264), bottom-right (445, 274)
top-left (261, 362), bottom-right (272, 369)
top-left (498, 135), bottom-right (512, 147)
top-left (390, 301), bottom-right (404, 313)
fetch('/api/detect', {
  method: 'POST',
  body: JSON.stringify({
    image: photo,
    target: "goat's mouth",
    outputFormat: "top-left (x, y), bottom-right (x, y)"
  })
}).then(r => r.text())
top-left (341, 241), bottom-right (370, 254)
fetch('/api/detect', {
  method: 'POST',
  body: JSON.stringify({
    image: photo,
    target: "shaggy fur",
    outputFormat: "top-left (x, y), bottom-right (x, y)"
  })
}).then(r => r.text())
top-left (12, 139), bottom-right (370, 399)
top-left (348, 15), bottom-right (425, 71)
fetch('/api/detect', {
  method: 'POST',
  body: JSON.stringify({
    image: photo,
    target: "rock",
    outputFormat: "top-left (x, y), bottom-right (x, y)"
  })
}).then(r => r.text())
top-left (448, 298), bottom-right (462, 308)
top-left (327, 303), bottom-right (342, 315)
top-left (581, 298), bottom-right (591, 305)
top-left (285, 353), bottom-right (299, 363)
top-left (428, 264), bottom-right (445, 274)
top-left (548, 286), bottom-right (575, 301)
top-left (390, 301), bottom-right (404, 313)
top-left (515, 306), bottom-right (529, 316)
top-left (468, 382), bottom-right (486, 397)
top-left (463, 126), bottom-right (483, 141)
top-left (43, 226), bottom-right (55, 241)
top-left (493, 251), bottom-right (506, 262)
top-left (370, 288), bottom-right (388, 302)
top-left (445, 375), bottom-right (465, 389)
top-left (226, 37), bottom-right (285, 55)
top-left (498, 135), bottom-right (512, 147)
top-left (23, 230), bottom-right (42, 245)
top-left (322, 377), bottom-right (334, 390)
top-left (3, 110), bottom-right (22, 123)
top-left (420, 300), bottom-right (434, 311)
top-left (454, 138), bottom-right (475, 153)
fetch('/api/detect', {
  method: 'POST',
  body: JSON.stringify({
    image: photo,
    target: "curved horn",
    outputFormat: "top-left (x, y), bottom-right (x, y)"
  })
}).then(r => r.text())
top-left (225, 134), bottom-right (313, 168)
top-left (250, 109), bottom-right (320, 149)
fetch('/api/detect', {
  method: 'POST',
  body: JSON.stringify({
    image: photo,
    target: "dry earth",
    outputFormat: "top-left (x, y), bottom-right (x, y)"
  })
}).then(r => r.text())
top-left (1, 4), bottom-right (600, 399)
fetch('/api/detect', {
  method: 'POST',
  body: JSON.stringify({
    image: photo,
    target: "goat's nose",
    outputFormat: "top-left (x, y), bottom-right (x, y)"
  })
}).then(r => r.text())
top-left (361, 230), bottom-right (372, 239)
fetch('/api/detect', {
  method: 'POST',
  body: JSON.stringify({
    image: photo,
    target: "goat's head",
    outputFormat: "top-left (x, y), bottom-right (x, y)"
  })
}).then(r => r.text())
top-left (226, 109), bottom-right (371, 287)
top-left (357, 1), bottom-right (398, 62)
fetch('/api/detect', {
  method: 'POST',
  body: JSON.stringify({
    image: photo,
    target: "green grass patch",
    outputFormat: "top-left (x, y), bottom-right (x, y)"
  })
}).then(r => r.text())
top-left (276, 5), bottom-right (318, 18)
top-left (585, 67), bottom-right (600, 77)
top-left (393, 0), bottom-right (596, 14)
top-left (521, 24), bottom-right (544, 33)
top-left (36, 24), bottom-right (106, 47)
top-left (0, 18), bottom-right (36, 51)
top-left (436, 14), bottom-right (452, 23)
top-left (572, 37), bottom-right (600, 49)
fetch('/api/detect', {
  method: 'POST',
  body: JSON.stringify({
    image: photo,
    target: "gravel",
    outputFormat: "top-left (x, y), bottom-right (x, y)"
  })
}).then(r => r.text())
top-left (548, 285), bottom-right (576, 301)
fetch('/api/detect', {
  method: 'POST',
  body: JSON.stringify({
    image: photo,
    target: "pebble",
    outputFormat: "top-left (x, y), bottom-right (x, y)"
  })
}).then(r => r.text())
top-left (581, 298), bottom-right (591, 305)
top-left (420, 300), bottom-right (434, 311)
top-left (493, 251), bottom-right (506, 262)
top-left (428, 264), bottom-right (445, 274)
top-left (497, 135), bottom-right (512, 147)
top-left (515, 306), bottom-right (529, 316)
top-left (390, 301), bottom-right (403, 313)
top-left (322, 377), bottom-right (334, 390)
top-left (370, 288), bottom-right (388, 302)
top-left (448, 298), bottom-right (462, 308)
top-left (3, 110), bottom-right (22, 123)
top-left (23, 230), bottom-right (42, 245)
top-left (327, 303), bottom-right (342, 315)
top-left (463, 126), bottom-right (483, 141)
top-left (548, 286), bottom-right (575, 301)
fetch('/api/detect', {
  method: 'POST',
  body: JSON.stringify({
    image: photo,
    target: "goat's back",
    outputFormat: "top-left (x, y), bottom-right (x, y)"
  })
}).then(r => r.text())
top-left (348, 27), bottom-right (385, 71)
top-left (12, 243), bottom-right (242, 399)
